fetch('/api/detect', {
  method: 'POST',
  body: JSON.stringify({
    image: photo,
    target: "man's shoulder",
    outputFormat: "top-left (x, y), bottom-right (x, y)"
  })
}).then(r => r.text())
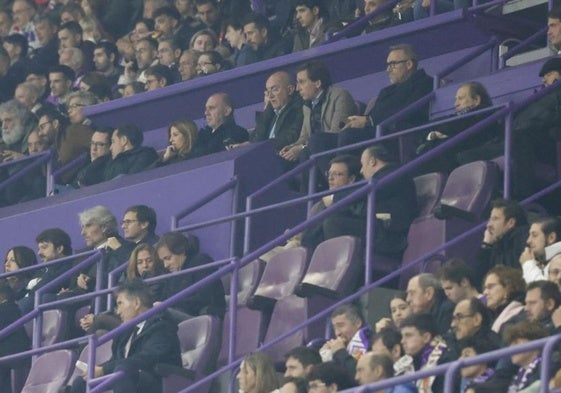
top-left (327, 85), bottom-right (354, 101)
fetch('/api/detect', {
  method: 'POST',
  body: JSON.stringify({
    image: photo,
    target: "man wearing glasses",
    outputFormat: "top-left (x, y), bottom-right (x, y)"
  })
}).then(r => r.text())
top-left (340, 43), bottom-right (433, 156)
top-left (70, 127), bottom-right (112, 188)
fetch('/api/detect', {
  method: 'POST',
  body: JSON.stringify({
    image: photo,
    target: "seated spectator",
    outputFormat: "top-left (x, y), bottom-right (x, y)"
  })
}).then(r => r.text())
top-left (2, 33), bottom-right (28, 91)
top-left (437, 258), bottom-right (482, 304)
top-left (10, 0), bottom-right (39, 50)
top-left (320, 304), bottom-right (372, 380)
top-left (29, 14), bottom-right (58, 70)
top-left (18, 228), bottom-right (73, 314)
top-left (14, 82), bottom-right (42, 114)
top-left (2, 246), bottom-right (37, 300)
top-left (280, 60), bottom-right (356, 168)
top-left (70, 279), bottom-right (182, 393)
top-left (236, 352), bottom-right (280, 393)
top-left (79, 16), bottom-right (104, 44)
top-left (47, 64), bottom-right (75, 107)
top-left (511, 57), bottom-right (561, 198)
top-left (178, 49), bottom-right (199, 81)
top-left (196, 50), bottom-right (229, 76)
top-left (0, 9), bottom-right (10, 39)
top-left (519, 216), bottom-right (561, 283)
top-left (65, 90), bottom-right (98, 126)
top-left (223, 18), bottom-right (251, 67)
top-left (284, 346), bottom-right (322, 378)
top-left (362, 0), bottom-right (397, 33)
top-left (25, 66), bottom-right (50, 102)
top-left (249, 71), bottom-right (303, 164)
top-left (307, 361), bottom-right (355, 391)
top-left (190, 28), bottom-right (218, 52)
top-left (132, 37), bottom-right (159, 84)
top-left (159, 119), bottom-right (199, 165)
top-left (317, 145), bottom-right (416, 259)
top-left (103, 124), bottom-right (159, 181)
top-left (155, 232), bottom-right (226, 320)
top-left (355, 352), bottom-right (417, 392)
top-left (93, 41), bottom-right (123, 88)
top-left (195, 0), bottom-right (222, 35)
top-left (59, 47), bottom-right (87, 84)
top-left (474, 198), bottom-right (528, 285)
top-left (415, 82), bottom-right (502, 173)
top-left (153, 5), bottom-right (195, 50)
top-left (395, 313), bottom-right (448, 392)
top-left (157, 38), bottom-right (182, 83)
top-left (57, 21), bottom-right (95, 71)
top-left (79, 243), bottom-right (167, 335)
top-left (482, 266), bottom-right (526, 334)
top-left (0, 283), bottom-right (31, 393)
top-left (371, 327), bottom-right (405, 362)
top-left (524, 280), bottom-right (561, 331)
top-left (413, 0), bottom-right (453, 20)
top-left (121, 205), bottom-right (160, 246)
top-left (448, 298), bottom-right (501, 361)
top-left (340, 44), bottom-right (432, 157)
top-left (293, 0), bottom-right (330, 52)
top-left (0, 99), bottom-right (35, 157)
top-left (300, 154), bottom-right (361, 250)
top-left (406, 273), bottom-right (454, 335)
top-left (71, 127), bottom-right (112, 188)
top-left (503, 321), bottom-right (549, 392)
top-left (458, 337), bottom-right (499, 393)
top-left (374, 292), bottom-right (412, 333)
top-left (194, 92), bottom-right (248, 156)
top-left (0, 48), bottom-right (13, 104)
top-left (78, 72), bottom-right (114, 101)
top-left (240, 13), bottom-right (290, 66)
top-left (548, 252), bottom-right (561, 290)
top-left (144, 64), bottom-right (175, 91)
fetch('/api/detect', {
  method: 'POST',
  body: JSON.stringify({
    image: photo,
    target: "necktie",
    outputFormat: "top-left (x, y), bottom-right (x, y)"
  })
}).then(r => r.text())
top-left (269, 110), bottom-right (281, 139)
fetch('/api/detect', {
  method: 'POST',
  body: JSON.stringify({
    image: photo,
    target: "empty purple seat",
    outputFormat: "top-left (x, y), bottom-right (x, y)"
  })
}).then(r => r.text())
top-left (222, 259), bottom-right (265, 306)
top-left (296, 236), bottom-right (362, 299)
top-left (67, 339), bottom-right (113, 386)
top-left (21, 349), bottom-right (76, 393)
top-left (414, 172), bottom-right (447, 218)
top-left (158, 315), bottom-right (221, 393)
top-left (248, 247), bottom-right (309, 311)
top-left (218, 306), bottom-right (264, 366)
top-left (25, 309), bottom-right (68, 347)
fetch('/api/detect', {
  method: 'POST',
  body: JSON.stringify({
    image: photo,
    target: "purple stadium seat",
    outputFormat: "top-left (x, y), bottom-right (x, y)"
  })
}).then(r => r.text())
top-left (247, 247), bottom-right (309, 311)
top-left (218, 306), bottom-right (264, 366)
top-left (24, 309), bottom-right (68, 347)
top-left (222, 259), bottom-right (265, 306)
top-left (398, 161), bottom-right (498, 289)
top-left (21, 349), bottom-right (76, 393)
top-left (296, 236), bottom-right (363, 299)
top-left (414, 172), bottom-right (447, 218)
top-left (157, 315), bottom-right (221, 393)
top-left (67, 339), bottom-right (113, 386)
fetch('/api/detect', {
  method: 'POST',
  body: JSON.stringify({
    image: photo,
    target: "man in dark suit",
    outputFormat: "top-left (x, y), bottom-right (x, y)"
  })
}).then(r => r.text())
top-left (71, 279), bottom-right (181, 393)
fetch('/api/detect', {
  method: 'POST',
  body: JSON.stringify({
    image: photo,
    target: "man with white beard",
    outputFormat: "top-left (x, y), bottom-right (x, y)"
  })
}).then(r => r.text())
top-left (0, 99), bottom-right (36, 160)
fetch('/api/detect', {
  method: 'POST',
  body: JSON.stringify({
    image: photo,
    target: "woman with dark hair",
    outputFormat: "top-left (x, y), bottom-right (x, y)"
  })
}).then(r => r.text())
top-left (160, 119), bottom-right (199, 165)
top-left (156, 232), bottom-right (226, 321)
top-left (3, 246), bottom-right (37, 300)
top-left (237, 352), bottom-right (280, 393)
top-left (374, 291), bottom-right (412, 332)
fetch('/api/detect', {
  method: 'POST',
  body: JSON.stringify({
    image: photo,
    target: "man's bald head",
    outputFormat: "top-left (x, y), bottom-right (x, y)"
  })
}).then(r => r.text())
top-left (265, 71), bottom-right (295, 110)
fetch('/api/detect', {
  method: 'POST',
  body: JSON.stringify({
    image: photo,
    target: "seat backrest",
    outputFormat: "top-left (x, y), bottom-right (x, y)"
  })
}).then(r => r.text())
top-left (25, 309), bottom-right (68, 347)
top-left (67, 339), bottom-right (113, 385)
top-left (178, 315), bottom-right (221, 379)
top-left (253, 247), bottom-right (309, 301)
top-left (440, 160), bottom-right (498, 220)
top-left (299, 236), bottom-right (362, 298)
top-left (22, 349), bottom-right (76, 393)
top-left (222, 259), bottom-right (265, 305)
top-left (414, 172), bottom-right (447, 218)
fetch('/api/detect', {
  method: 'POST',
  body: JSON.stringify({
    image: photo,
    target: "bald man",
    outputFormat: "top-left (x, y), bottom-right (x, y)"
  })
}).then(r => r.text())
top-left (251, 71), bottom-right (304, 154)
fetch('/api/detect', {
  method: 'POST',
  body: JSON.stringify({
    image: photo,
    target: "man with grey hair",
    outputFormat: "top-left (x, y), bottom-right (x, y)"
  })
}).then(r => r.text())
top-left (340, 44), bottom-right (433, 155)
top-left (0, 99), bottom-right (36, 158)
top-left (406, 273), bottom-right (454, 335)
top-left (14, 82), bottom-right (42, 113)
top-left (65, 90), bottom-right (98, 125)
top-left (59, 47), bottom-right (85, 78)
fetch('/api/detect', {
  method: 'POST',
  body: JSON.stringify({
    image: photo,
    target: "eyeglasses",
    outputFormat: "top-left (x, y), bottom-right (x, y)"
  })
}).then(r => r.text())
top-left (324, 171), bottom-right (348, 178)
top-left (68, 103), bottom-right (86, 110)
top-left (386, 59), bottom-right (409, 69)
top-left (121, 219), bottom-right (139, 226)
top-left (90, 141), bottom-right (109, 148)
top-left (264, 86), bottom-right (282, 96)
top-left (452, 313), bottom-right (475, 321)
top-left (197, 62), bottom-right (214, 68)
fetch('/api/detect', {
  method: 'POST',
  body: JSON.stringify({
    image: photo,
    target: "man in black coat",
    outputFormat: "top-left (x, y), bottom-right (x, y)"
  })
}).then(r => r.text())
top-left (339, 44), bottom-right (433, 156)
top-left (240, 12), bottom-right (291, 66)
top-left (103, 125), bottom-right (158, 181)
top-left (194, 93), bottom-right (248, 156)
top-left (71, 280), bottom-right (181, 393)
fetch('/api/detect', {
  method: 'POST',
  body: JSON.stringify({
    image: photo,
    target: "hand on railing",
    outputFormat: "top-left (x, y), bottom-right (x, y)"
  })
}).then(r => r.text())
top-left (1, 150), bottom-right (25, 162)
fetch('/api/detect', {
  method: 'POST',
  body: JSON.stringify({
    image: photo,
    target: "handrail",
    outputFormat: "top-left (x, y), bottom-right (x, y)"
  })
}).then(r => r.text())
top-left (375, 92), bottom-right (435, 138)
top-left (52, 152), bottom-right (89, 180)
top-left (0, 150), bottom-right (51, 195)
top-left (171, 176), bottom-right (238, 230)
top-left (433, 36), bottom-right (498, 89)
top-left (499, 26), bottom-right (547, 68)
top-left (323, 0), bottom-right (400, 44)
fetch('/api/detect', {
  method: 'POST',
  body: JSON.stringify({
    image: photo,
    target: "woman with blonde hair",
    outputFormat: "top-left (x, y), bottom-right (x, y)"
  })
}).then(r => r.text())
top-left (237, 352), bottom-right (280, 393)
top-left (160, 119), bottom-right (200, 164)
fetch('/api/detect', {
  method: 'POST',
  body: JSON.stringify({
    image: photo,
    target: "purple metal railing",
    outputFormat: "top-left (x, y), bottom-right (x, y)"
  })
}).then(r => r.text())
top-left (0, 150), bottom-right (51, 196)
